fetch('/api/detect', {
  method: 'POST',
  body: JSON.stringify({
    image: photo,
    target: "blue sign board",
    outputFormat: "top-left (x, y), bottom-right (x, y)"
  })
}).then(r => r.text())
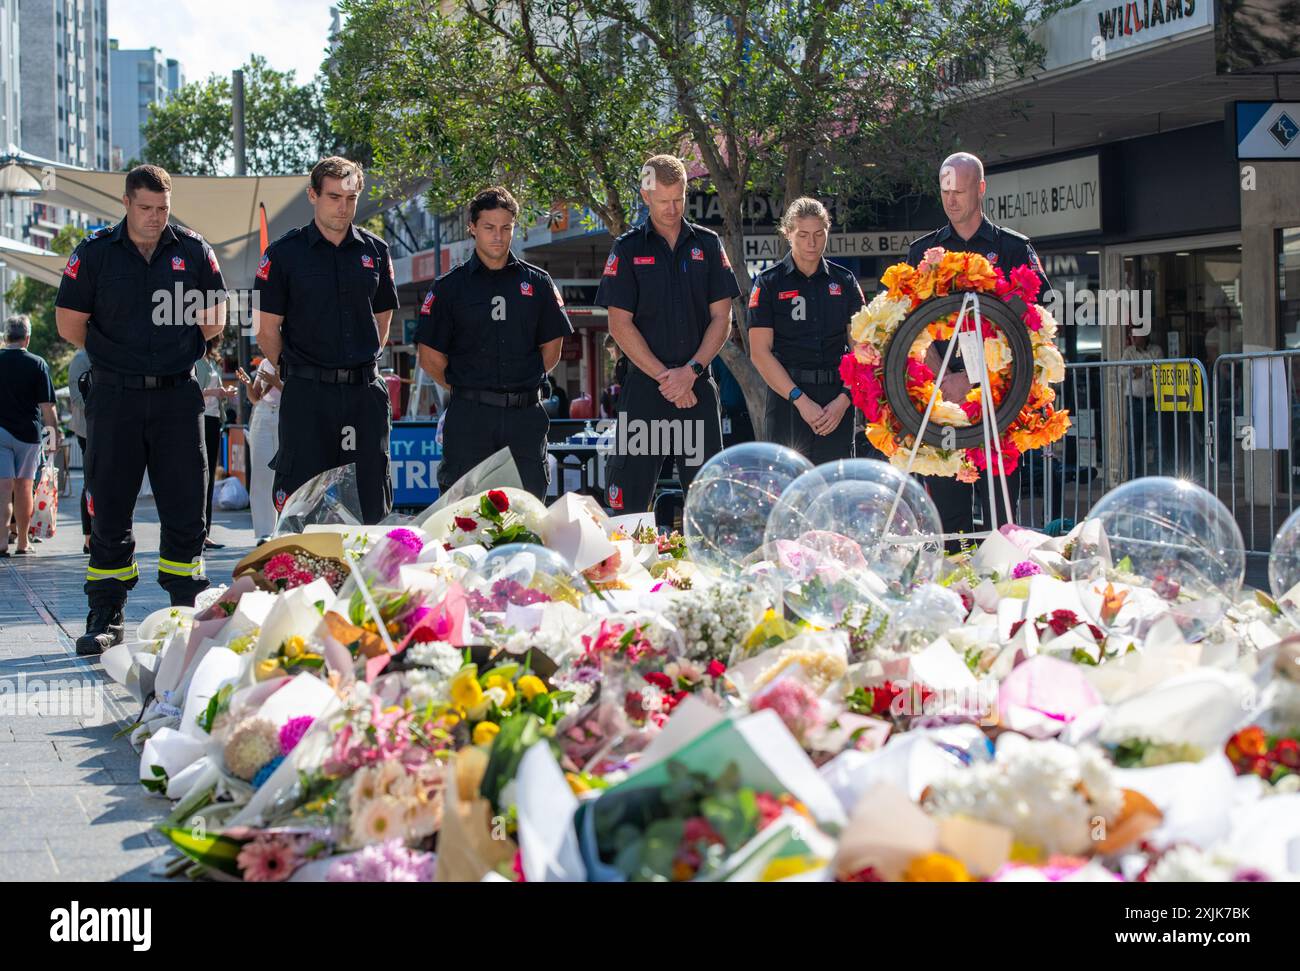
top-left (389, 421), bottom-right (441, 508)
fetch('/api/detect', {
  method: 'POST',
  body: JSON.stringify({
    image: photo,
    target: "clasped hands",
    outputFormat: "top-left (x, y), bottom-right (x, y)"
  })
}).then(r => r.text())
top-left (796, 393), bottom-right (851, 436)
top-left (656, 365), bottom-right (698, 409)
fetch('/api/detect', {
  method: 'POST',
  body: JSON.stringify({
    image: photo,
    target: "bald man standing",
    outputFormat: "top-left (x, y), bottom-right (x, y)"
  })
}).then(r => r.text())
top-left (904, 152), bottom-right (1052, 540)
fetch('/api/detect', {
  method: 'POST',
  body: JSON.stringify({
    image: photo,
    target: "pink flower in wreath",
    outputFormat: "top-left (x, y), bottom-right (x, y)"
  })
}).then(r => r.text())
top-left (956, 463), bottom-right (980, 484)
top-left (1008, 264), bottom-right (1043, 304)
top-left (920, 246), bottom-right (945, 272)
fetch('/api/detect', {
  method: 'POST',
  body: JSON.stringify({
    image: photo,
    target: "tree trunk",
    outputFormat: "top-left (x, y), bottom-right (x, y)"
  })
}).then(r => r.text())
top-left (714, 203), bottom-right (771, 440)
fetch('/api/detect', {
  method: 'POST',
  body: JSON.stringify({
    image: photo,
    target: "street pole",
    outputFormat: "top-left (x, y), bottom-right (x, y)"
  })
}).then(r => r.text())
top-left (232, 69), bottom-right (250, 422)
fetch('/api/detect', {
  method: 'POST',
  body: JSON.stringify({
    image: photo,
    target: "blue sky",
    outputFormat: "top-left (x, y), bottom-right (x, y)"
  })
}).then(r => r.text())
top-left (108, 0), bottom-right (338, 84)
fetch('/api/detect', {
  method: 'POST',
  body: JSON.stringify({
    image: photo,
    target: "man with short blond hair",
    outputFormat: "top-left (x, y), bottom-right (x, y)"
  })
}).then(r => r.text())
top-left (594, 155), bottom-right (739, 512)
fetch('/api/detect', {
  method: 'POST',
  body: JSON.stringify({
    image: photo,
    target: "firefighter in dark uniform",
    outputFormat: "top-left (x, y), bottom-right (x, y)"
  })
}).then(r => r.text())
top-left (54, 165), bottom-right (227, 655)
top-left (253, 157), bottom-right (399, 524)
top-left (415, 187), bottom-right (572, 499)
top-left (748, 197), bottom-right (863, 464)
top-left (903, 151), bottom-right (1052, 538)
top-left (594, 155), bottom-right (740, 512)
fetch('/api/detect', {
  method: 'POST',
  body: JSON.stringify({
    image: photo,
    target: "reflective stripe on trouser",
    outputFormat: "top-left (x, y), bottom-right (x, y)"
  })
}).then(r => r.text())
top-left (158, 556), bottom-right (204, 579)
top-left (86, 562), bottom-right (140, 582)
top-left (83, 378), bottom-right (210, 608)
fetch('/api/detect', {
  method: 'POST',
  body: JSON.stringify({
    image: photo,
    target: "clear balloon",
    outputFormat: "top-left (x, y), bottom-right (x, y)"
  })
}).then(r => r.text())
top-left (1069, 477), bottom-right (1245, 643)
top-left (683, 442), bottom-right (813, 578)
top-left (763, 458), bottom-right (945, 627)
top-left (1269, 506), bottom-right (1300, 630)
top-left (467, 543), bottom-right (586, 617)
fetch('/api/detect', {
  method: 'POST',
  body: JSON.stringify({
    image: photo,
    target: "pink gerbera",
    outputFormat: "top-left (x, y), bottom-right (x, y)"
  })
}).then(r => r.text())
top-left (237, 835), bottom-right (301, 882)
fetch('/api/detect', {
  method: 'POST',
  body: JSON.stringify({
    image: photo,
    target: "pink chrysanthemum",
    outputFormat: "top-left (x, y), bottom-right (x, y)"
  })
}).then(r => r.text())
top-left (279, 716), bottom-right (314, 756)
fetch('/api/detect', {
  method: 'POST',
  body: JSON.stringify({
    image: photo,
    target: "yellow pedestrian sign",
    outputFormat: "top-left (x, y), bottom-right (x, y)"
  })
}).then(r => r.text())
top-left (1151, 362), bottom-right (1204, 413)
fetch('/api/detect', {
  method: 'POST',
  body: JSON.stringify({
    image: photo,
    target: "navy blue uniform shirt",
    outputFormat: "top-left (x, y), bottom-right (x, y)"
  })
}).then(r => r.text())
top-left (55, 221), bottom-right (226, 376)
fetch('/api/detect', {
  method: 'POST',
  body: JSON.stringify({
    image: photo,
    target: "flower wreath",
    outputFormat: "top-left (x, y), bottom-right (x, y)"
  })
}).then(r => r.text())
top-left (839, 247), bottom-right (1071, 481)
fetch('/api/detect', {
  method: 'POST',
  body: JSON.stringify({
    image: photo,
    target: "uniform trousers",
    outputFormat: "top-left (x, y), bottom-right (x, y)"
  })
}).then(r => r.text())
top-left (83, 375), bottom-right (209, 608)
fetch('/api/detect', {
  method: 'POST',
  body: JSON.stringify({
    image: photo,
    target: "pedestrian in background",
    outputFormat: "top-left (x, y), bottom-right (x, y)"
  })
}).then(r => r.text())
top-left (244, 356), bottom-right (283, 542)
top-left (66, 346), bottom-right (91, 554)
top-left (197, 336), bottom-right (236, 549)
top-left (0, 314), bottom-right (59, 557)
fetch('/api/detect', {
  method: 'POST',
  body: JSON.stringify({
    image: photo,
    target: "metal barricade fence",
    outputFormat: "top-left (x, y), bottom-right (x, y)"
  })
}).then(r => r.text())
top-left (1002, 357), bottom-right (1212, 534)
top-left (1212, 350), bottom-right (1300, 555)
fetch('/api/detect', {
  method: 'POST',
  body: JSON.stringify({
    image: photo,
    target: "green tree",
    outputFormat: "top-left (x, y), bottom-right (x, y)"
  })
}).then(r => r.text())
top-left (4, 224), bottom-right (88, 387)
top-left (327, 0), bottom-right (1061, 429)
top-left (327, 0), bottom-right (675, 234)
top-left (138, 54), bottom-right (337, 176)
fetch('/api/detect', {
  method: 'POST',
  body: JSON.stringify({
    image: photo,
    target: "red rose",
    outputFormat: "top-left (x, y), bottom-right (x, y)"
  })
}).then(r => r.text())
top-left (643, 671), bottom-right (674, 691)
top-left (706, 659), bottom-right (726, 678)
top-left (624, 691), bottom-right (646, 721)
top-left (453, 515), bottom-right (478, 531)
top-left (1249, 757), bottom-right (1273, 779)
top-left (1273, 738), bottom-right (1300, 769)
top-left (487, 489), bottom-right (510, 513)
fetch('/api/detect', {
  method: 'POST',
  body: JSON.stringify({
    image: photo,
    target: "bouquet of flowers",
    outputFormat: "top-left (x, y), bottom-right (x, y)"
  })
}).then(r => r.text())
top-left (431, 488), bottom-right (548, 550)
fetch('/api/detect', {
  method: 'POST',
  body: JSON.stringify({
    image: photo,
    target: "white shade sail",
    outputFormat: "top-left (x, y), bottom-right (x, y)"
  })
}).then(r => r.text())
top-left (0, 145), bottom-right (421, 286)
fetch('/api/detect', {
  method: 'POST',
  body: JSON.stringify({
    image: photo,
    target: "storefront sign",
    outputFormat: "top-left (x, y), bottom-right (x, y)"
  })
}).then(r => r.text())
top-left (1034, 0), bottom-right (1210, 73)
top-left (390, 422), bottom-right (441, 507)
top-left (743, 231), bottom-right (923, 261)
top-left (983, 155), bottom-right (1102, 239)
top-left (1234, 102), bottom-right (1300, 160)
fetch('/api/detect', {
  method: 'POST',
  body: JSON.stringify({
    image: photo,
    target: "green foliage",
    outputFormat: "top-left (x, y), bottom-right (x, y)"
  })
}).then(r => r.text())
top-left (327, 0), bottom-right (674, 235)
top-left (4, 224), bottom-right (88, 388)
top-left (138, 54), bottom-right (337, 176)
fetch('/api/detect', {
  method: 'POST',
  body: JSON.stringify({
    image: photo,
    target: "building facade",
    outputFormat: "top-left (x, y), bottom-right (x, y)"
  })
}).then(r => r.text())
top-left (109, 40), bottom-right (183, 170)
top-left (19, 0), bottom-right (111, 171)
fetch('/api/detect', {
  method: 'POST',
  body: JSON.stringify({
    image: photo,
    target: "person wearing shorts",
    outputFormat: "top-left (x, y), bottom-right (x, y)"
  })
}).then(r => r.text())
top-left (0, 314), bottom-right (59, 556)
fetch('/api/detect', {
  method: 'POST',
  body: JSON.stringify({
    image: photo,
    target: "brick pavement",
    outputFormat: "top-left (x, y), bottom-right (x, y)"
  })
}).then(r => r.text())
top-left (0, 472), bottom-right (254, 880)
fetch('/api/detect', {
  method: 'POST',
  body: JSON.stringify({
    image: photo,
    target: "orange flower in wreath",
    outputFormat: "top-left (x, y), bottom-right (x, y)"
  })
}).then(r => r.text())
top-left (880, 264), bottom-right (917, 301)
top-left (960, 253), bottom-right (998, 291)
top-left (867, 420), bottom-right (900, 457)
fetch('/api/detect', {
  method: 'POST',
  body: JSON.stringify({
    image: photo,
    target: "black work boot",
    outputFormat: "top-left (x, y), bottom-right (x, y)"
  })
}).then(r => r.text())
top-left (76, 606), bottom-right (125, 657)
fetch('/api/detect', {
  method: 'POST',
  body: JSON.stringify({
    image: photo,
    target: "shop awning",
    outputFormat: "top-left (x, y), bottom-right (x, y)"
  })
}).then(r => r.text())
top-left (0, 145), bottom-right (423, 286)
top-left (0, 233), bottom-right (70, 287)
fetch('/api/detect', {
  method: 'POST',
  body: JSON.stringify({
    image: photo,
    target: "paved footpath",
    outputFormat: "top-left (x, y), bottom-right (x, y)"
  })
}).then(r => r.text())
top-left (0, 473), bottom-right (254, 880)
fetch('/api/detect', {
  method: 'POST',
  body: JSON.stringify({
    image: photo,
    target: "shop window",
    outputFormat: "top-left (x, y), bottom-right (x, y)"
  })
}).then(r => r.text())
top-left (1039, 250), bottom-right (1101, 361)
top-left (1121, 246), bottom-right (1242, 365)
top-left (1280, 228), bottom-right (1300, 349)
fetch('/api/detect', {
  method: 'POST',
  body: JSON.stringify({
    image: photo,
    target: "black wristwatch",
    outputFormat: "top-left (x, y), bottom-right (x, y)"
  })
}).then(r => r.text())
top-left (687, 359), bottom-right (705, 377)
top-left (788, 386), bottom-right (804, 402)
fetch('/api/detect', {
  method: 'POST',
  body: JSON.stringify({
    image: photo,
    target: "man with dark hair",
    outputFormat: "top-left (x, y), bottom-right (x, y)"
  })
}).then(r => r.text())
top-left (55, 164), bottom-right (227, 655)
top-left (253, 156), bottom-right (399, 523)
top-left (415, 186), bottom-right (572, 498)
top-left (595, 154), bottom-right (739, 512)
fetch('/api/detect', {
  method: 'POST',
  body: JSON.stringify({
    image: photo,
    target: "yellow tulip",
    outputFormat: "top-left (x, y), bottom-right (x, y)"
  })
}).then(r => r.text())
top-left (282, 635), bottom-right (305, 660)
top-left (902, 852), bottom-right (972, 882)
top-left (484, 675), bottom-right (516, 708)
top-left (472, 722), bottom-right (500, 746)
top-left (517, 675), bottom-right (547, 702)
top-left (255, 659), bottom-right (285, 682)
top-left (449, 668), bottom-right (484, 710)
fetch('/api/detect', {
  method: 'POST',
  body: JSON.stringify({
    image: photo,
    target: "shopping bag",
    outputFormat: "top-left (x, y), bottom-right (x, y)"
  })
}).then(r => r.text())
top-left (30, 461), bottom-right (59, 539)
